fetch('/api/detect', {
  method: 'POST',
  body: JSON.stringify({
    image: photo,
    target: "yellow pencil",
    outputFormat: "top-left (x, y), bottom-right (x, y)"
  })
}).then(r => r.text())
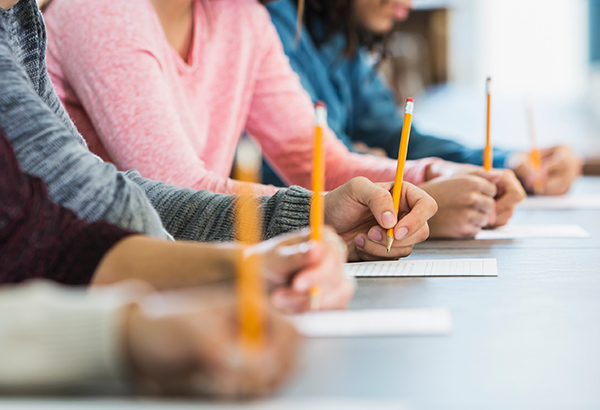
top-left (527, 104), bottom-right (544, 194)
top-left (309, 102), bottom-right (326, 310)
top-left (483, 77), bottom-right (493, 171)
top-left (234, 138), bottom-right (265, 352)
top-left (386, 98), bottom-right (414, 253)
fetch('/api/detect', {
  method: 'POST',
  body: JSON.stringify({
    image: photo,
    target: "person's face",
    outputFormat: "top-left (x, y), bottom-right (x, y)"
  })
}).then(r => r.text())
top-left (0, 0), bottom-right (19, 10)
top-left (353, 0), bottom-right (412, 34)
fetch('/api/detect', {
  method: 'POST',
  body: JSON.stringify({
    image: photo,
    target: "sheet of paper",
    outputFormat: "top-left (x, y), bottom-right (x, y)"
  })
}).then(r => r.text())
top-left (344, 258), bottom-right (497, 278)
top-left (288, 308), bottom-right (452, 337)
top-left (519, 194), bottom-right (600, 210)
top-left (475, 224), bottom-right (590, 240)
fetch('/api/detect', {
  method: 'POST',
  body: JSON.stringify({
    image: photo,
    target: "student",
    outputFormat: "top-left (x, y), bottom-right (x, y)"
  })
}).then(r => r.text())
top-left (0, 127), bottom-right (353, 312)
top-left (0, 281), bottom-right (298, 396)
top-left (43, 0), bottom-right (525, 238)
top-left (0, 0), bottom-right (436, 260)
top-left (265, 0), bottom-right (583, 196)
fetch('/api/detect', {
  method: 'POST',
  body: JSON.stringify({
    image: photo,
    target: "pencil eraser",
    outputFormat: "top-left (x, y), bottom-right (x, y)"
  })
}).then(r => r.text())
top-left (406, 98), bottom-right (414, 103)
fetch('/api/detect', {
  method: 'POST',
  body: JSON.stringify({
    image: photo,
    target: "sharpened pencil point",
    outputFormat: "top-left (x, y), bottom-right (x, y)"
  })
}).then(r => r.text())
top-left (386, 235), bottom-right (394, 254)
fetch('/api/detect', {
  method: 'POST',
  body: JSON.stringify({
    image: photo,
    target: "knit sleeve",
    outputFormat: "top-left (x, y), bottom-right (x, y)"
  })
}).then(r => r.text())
top-left (0, 281), bottom-right (136, 390)
top-left (0, 11), bottom-right (170, 240)
top-left (126, 170), bottom-right (312, 241)
top-left (0, 131), bottom-right (135, 286)
top-left (245, 4), bottom-right (432, 188)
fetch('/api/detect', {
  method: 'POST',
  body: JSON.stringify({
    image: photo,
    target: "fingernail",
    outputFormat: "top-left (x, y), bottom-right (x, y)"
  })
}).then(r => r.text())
top-left (271, 293), bottom-right (287, 309)
top-left (395, 227), bottom-right (408, 240)
top-left (354, 235), bottom-right (365, 248)
top-left (381, 211), bottom-right (396, 228)
top-left (298, 241), bottom-right (315, 253)
top-left (368, 229), bottom-right (383, 242)
top-left (294, 277), bottom-right (310, 292)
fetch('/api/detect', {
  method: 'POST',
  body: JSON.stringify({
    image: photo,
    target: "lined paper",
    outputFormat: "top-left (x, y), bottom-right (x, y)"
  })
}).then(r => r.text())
top-left (344, 258), bottom-right (497, 278)
top-left (475, 224), bottom-right (590, 239)
top-left (289, 308), bottom-right (452, 337)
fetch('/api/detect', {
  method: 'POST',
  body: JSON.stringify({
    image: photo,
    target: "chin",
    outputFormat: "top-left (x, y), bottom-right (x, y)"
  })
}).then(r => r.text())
top-left (373, 20), bottom-right (396, 34)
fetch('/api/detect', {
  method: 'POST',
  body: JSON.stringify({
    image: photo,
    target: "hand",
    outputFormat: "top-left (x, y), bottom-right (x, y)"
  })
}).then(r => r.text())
top-left (248, 228), bottom-right (355, 314)
top-left (352, 141), bottom-right (388, 157)
top-left (419, 174), bottom-right (497, 238)
top-left (124, 287), bottom-right (299, 397)
top-left (425, 161), bottom-right (526, 229)
top-left (475, 168), bottom-right (526, 227)
top-left (424, 160), bottom-right (483, 181)
top-left (323, 177), bottom-right (437, 261)
top-left (509, 145), bottom-right (583, 195)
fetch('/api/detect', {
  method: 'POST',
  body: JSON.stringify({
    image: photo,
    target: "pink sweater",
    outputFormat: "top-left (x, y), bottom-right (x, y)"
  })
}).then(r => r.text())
top-left (44, 0), bottom-right (435, 195)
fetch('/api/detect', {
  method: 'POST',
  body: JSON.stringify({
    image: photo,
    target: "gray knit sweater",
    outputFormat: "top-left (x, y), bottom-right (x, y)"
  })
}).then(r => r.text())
top-left (0, 0), bottom-right (311, 242)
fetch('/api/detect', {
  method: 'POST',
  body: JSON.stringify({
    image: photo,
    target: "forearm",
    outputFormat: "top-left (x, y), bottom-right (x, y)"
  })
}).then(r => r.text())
top-left (128, 171), bottom-right (312, 242)
top-left (407, 130), bottom-right (512, 168)
top-left (92, 236), bottom-right (239, 290)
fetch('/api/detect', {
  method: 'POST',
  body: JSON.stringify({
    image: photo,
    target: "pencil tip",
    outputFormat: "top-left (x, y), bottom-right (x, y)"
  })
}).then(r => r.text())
top-left (386, 236), bottom-right (394, 254)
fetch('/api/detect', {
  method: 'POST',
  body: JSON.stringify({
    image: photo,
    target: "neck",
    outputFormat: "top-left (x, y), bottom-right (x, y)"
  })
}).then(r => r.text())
top-left (150, 0), bottom-right (195, 62)
top-left (0, 0), bottom-right (18, 11)
top-left (151, 0), bottom-right (194, 19)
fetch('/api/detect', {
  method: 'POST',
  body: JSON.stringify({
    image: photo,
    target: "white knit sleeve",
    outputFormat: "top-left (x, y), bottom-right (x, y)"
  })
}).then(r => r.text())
top-left (0, 281), bottom-right (139, 391)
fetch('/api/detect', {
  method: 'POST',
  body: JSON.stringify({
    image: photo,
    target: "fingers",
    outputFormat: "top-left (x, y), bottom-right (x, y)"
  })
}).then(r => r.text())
top-left (353, 183), bottom-right (435, 260)
top-left (356, 235), bottom-right (413, 260)
top-left (540, 149), bottom-right (582, 195)
top-left (269, 228), bottom-right (353, 313)
top-left (491, 207), bottom-right (514, 227)
top-left (543, 174), bottom-right (572, 196)
top-left (350, 177), bottom-right (398, 229)
top-left (258, 227), bottom-right (334, 289)
top-left (493, 170), bottom-right (526, 210)
top-left (270, 271), bottom-right (355, 313)
top-left (355, 223), bottom-right (430, 260)
top-left (210, 311), bottom-right (299, 398)
top-left (270, 288), bottom-right (309, 314)
top-left (395, 182), bottom-right (437, 237)
top-left (261, 240), bottom-right (321, 288)
top-left (460, 172), bottom-right (499, 197)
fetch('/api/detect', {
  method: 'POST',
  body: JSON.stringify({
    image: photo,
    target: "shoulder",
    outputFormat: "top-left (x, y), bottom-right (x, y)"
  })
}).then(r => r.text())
top-left (210, 0), bottom-right (274, 28)
top-left (266, 0), bottom-right (297, 29)
top-left (44, 0), bottom-right (159, 49)
top-left (208, 0), bottom-right (282, 52)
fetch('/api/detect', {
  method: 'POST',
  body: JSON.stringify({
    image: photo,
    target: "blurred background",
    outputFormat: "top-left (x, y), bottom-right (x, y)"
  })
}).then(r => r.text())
top-left (382, 0), bottom-right (600, 170)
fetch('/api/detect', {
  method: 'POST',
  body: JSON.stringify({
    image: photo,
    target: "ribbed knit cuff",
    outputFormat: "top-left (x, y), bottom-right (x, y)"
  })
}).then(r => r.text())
top-left (263, 185), bottom-right (312, 239)
top-left (0, 281), bottom-right (138, 390)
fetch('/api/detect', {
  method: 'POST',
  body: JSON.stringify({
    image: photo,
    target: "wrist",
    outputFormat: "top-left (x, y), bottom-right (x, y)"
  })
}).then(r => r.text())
top-left (120, 302), bottom-right (143, 382)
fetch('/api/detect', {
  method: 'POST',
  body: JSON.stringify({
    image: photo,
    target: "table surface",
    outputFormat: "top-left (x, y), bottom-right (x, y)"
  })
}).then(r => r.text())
top-left (3, 178), bottom-right (600, 410)
top-left (278, 177), bottom-right (600, 410)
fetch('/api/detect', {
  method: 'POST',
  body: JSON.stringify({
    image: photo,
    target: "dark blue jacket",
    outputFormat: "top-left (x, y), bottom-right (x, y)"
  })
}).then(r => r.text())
top-left (263, 0), bottom-right (510, 185)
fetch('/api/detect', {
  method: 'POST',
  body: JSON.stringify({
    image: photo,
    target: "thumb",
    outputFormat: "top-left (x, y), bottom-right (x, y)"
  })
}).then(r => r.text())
top-left (468, 169), bottom-right (504, 185)
top-left (352, 177), bottom-right (398, 229)
top-left (265, 240), bottom-right (324, 287)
